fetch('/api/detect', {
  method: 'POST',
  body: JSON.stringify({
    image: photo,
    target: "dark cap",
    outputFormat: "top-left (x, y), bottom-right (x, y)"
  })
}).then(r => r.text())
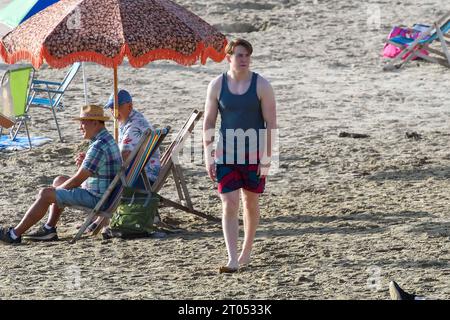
top-left (104, 89), bottom-right (132, 109)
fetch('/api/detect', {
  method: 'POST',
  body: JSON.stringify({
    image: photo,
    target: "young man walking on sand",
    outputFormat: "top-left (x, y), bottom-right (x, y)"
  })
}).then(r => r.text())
top-left (203, 38), bottom-right (277, 273)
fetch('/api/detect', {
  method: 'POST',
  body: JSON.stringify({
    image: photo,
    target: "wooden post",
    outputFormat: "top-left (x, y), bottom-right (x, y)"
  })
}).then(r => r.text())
top-left (174, 163), bottom-right (194, 211)
top-left (81, 62), bottom-right (88, 105)
top-left (171, 166), bottom-right (185, 203)
top-left (113, 66), bottom-right (119, 141)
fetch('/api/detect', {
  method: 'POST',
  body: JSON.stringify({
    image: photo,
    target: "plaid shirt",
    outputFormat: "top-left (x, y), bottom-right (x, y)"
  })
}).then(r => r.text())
top-left (81, 128), bottom-right (122, 198)
top-left (119, 109), bottom-right (160, 182)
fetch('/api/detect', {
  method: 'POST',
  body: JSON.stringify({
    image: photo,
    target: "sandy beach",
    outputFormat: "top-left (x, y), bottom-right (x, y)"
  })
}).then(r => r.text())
top-left (1, 0), bottom-right (450, 300)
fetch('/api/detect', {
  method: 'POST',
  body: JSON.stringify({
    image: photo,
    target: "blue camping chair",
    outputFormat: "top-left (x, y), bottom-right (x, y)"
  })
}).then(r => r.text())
top-left (28, 62), bottom-right (81, 141)
top-left (384, 11), bottom-right (450, 70)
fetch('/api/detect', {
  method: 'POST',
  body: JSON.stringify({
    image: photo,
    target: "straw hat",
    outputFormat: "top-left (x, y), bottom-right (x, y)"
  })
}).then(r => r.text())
top-left (73, 105), bottom-right (111, 121)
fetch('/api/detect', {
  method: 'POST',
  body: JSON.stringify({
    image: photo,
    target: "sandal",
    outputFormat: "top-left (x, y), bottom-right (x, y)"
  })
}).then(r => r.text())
top-left (84, 222), bottom-right (98, 234)
top-left (101, 227), bottom-right (113, 240)
top-left (219, 266), bottom-right (238, 274)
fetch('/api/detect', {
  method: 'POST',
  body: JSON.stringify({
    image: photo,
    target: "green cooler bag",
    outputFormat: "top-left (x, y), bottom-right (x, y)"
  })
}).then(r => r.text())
top-left (110, 187), bottom-right (160, 236)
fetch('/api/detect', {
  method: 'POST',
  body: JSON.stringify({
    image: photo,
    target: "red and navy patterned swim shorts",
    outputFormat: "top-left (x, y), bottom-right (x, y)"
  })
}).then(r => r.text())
top-left (216, 164), bottom-right (266, 194)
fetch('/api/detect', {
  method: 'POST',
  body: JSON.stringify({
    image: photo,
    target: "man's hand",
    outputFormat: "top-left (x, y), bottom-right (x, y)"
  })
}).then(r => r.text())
top-left (75, 152), bottom-right (86, 167)
top-left (206, 161), bottom-right (217, 182)
top-left (204, 145), bottom-right (216, 182)
top-left (257, 162), bottom-right (271, 179)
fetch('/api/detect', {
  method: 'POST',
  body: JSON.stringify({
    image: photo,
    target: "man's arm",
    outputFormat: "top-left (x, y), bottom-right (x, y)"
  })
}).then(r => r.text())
top-left (258, 77), bottom-right (277, 177)
top-left (75, 152), bottom-right (86, 167)
top-left (118, 122), bottom-right (134, 162)
top-left (203, 77), bottom-right (220, 181)
top-left (58, 167), bottom-right (93, 190)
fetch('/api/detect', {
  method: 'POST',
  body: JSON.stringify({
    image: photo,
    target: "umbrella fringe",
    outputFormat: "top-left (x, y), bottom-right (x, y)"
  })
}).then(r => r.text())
top-left (42, 47), bottom-right (125, 69)
top-left (201, 39), bottom-right (229, 64)
top-left (0, 39), bottom-right (227, 69)
top-left (0, 42), bottom-right (43, 68)
top-left (127, 41), bottom-right (227, 68)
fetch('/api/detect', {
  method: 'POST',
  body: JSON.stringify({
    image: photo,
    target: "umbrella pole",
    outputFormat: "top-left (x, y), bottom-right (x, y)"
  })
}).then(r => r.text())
top-left (113, 66), bottom-right (119, 141)
top-left (82, 62), bottom-right (88, 105)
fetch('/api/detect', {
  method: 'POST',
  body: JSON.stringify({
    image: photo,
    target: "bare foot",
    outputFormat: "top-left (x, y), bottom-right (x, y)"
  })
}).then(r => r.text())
top-left (238, 256), bottom-right (250, 267)
top-left (227, 261), bottom-right (239, 269)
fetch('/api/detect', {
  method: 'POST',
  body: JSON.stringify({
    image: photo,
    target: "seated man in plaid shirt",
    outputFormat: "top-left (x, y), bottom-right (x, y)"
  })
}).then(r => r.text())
top-left (0, 105), bottom-right (122, 244)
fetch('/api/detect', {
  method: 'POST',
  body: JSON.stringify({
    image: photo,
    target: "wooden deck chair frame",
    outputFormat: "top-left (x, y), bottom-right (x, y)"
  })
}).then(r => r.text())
top-left (28, 62), bottom-right (81, 142)
top-left (0, 65), bottom-right (35, 150)
top-left (151, 109), bottom-right (220, 223)
top-left (71, 126), bottom-right (170, 243)
top-left (384, 11), bottom-right (450, 70)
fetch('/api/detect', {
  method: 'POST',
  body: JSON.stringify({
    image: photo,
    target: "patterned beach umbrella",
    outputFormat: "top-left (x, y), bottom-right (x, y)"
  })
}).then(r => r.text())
top-left (0, 0), bottom-right (227, 139)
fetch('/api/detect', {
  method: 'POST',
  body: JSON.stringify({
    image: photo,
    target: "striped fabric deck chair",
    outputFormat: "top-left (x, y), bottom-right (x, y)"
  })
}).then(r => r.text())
top-left (152, 109), bottom-right (220, 223)
top-left (384, 11), bottom-right (450, 70)
top-left (28, 62), bottom-right (81, 142)
top-left (71, 126), bottom-right (170, 243)
top-left (0, 65), bottom-right (34, 149)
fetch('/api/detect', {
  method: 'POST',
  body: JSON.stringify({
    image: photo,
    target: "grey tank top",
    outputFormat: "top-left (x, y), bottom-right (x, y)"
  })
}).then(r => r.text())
top-left (216, 72), bottom-right (266, 165)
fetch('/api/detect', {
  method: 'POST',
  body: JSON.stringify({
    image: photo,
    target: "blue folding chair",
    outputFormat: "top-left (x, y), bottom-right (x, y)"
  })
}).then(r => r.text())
top-left (28, 62), bottom-right (81, 141)
top-left (384, 11), bottom-right (450, 70)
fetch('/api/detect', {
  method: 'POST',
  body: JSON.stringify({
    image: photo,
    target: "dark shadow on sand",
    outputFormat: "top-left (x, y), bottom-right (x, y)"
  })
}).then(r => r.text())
top-left (367, 166), bottom-right (450, 182)
top-left (408, 221), bottom-right (450, 238)
top-left (368, 257), bottom-right (449, 270)
top-left (261, 210), bottom-right (430, 225)
top-left (159, 210), bottom-right (431, 240)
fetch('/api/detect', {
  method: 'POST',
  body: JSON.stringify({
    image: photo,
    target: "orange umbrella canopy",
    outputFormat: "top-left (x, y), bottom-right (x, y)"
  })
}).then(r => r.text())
top-left (0, 0), bottom-right (227, 141)
top-left (0, 0), bottom-right (227, 69)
